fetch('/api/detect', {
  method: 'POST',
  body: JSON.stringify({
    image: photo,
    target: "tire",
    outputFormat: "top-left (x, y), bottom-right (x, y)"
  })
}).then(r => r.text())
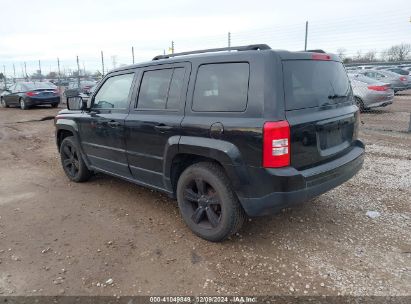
top-left (60, 136), bottom-right (92, 182)
top-left (20, 98), bottom-right (28, 110)
top-left (355, 97), bottom-right (365, 112)
top-left (51, 103), bottom-right (59, 108)
top-left (0, 97), bottom-right (8, 108)
top-left (176, 162), bottom-right (245, 242)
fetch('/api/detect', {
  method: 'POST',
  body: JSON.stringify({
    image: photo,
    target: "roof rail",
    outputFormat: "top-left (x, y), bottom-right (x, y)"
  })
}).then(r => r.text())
top-left (152, 44), bottom-right (271, 60)
top-left (302, 49), bottom-right (326, 53)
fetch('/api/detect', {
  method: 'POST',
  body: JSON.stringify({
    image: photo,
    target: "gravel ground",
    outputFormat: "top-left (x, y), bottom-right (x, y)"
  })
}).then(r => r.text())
top-left (0, 96), bottom-right (410, 297)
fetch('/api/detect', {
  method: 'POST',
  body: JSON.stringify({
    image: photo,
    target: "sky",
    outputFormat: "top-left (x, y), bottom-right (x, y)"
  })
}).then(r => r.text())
top-left (0, 0), bottom-right (410, 77)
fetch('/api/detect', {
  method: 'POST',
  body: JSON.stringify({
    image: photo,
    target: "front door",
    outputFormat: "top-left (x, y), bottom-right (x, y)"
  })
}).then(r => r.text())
top-left (78, 72), bottom-right (136, 177)
top-left (125, 63), bottom-right (191, 190)
top-left (3, 84), bottom-right (18, 105)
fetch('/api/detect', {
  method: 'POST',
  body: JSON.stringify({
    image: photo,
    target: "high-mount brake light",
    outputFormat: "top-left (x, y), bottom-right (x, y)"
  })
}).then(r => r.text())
top-left (311, 53), bottom-right (331, 60)
top-left (263, 121), bottom-right (290, 168)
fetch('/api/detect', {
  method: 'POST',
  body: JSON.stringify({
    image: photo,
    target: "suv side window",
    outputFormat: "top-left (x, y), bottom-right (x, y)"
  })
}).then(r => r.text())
top-left (136, 68), bottom-right (185, 110)
top-left (93, 73), bottom-right (134, 109)
top-left (192, 63), bottom-right (249, 112)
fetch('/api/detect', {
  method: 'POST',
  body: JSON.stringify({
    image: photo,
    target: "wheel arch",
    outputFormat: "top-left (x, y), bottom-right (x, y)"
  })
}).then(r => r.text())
top-left (163, 136), bottom-right (250, 196)
top-left (55, 121), bottom-right (91, 168)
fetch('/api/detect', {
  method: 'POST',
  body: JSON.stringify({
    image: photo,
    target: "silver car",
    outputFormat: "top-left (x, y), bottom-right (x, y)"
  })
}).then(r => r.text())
top-left (356, 69), bottom-right (408, 93)
top-left (348, 74), bottom-right (394, 111)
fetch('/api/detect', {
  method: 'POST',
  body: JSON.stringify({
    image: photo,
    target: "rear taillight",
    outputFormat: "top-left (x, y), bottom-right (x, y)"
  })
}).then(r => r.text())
top-left (263, 121), bottom-right (290, 168)
top-left (26, 91), bottom-right (38, 96)
top-left (399, 76), bottom-right (407, 82)
top-left (311, 53), bottom-right (331, 60)
top-left (367, 85), bottom-right (388, 91)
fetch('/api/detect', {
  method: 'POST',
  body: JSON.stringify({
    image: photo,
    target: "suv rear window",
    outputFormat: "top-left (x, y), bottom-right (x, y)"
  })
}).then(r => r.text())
top-left (192, 63), bottom-right (249, 112)
top-left (283, 60), bottom-right (351, 110)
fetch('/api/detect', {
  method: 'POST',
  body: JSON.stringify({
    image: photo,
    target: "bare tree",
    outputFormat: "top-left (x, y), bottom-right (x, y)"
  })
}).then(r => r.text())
top-left (385, 43), bottom-right (411, 61)
top-left (337, 47), bottom-right (346, 60)
top-left (364, 50), bottom-right (377, 62)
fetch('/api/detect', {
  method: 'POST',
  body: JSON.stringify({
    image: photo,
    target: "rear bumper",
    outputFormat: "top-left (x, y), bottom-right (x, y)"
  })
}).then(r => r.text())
top-left (26, 96), bottom-right (60, 105)
top-left (367, 99), bottom-right (393, 109)
top-left (238, 140), bottom-right (365, 216)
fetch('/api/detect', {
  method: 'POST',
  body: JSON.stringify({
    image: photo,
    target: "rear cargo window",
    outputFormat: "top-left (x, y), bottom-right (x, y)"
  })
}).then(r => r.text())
top-left (192, 63), bottom-right (249, 112)
top-left (283, 60), bottom-right (351, 110)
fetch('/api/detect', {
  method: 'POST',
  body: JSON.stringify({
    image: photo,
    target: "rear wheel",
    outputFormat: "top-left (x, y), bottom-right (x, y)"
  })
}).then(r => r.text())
top-left (60, 136), bottom-right (92, 182)
top-left (20, 98), bottom-right (28, 110)
top-left (0, 97), bottom-right (8, 108)
top-left (177, 162), bottom-right (245, 242)
top-left (51, 103), bottom-right (59, 108)
top-left (355, 97), bottom-right (365, 112)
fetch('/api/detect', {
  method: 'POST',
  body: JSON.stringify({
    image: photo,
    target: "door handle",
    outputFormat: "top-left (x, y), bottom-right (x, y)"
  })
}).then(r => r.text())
top-left (154, 124), bottom-right (173, 132)
top-left (107, 121), bottom-right (121, 128)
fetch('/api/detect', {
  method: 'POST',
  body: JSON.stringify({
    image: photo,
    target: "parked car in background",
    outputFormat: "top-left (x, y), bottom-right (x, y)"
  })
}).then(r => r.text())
top-left (382, 67), bottom-right (411, 86)
top-left (356, 65), bottom-right (375, 70)
top-left (0, 81), bottom-right (60, 109)
top-left (356, 70), bottom-right (408, 93)
top-left (348, 74), bottom-right (394, 111)
top-left (64, 80), bottom-right (97, 98)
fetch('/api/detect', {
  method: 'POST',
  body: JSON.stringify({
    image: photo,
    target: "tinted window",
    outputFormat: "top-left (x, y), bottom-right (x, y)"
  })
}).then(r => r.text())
top-left (192, 63), bottom-right (249, 112)
top-left (167, 68), bottom-right (185, 110)
top-left (23, 82), bottom-right (56, 90)
top-left (388, 68), bottom-right (409, 75)
top-left (93, 73), bottom-right (134, 109)
top-left (137, 68), bottom-right (184, 110)
top-left (283, 60), bottom-right (351, 110)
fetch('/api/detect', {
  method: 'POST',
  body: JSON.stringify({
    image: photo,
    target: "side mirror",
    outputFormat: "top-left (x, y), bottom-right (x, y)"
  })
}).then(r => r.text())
top-left (67, 96), bottom-right (87, 111)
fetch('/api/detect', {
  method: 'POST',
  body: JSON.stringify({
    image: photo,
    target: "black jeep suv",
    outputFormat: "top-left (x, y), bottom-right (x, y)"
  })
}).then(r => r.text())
top-left (55, 44), bottom-right (364, 242)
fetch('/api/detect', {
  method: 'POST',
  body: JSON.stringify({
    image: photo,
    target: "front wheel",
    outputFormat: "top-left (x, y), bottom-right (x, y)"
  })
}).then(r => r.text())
top-left (60, 136), bottom-right (92, 182)
top-left (177, 162), bottom-right (245, 242)
top-left (0, 98), bottom-right (8, 108)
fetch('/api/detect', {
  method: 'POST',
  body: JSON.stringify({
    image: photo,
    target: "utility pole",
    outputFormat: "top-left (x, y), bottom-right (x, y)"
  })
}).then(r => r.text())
top-left (101, 51), bottom-right (105, 76)
top-left (13, 64), bottom-right (16, 83)
top-left (57, 58), bottom-right (61, 81)
top-left (171, 41), bottom-right (175, 54)
top-left (2, 65), bottom-right (6, 89)
top-left (38, 60), bottom-right (42, 81)
top-left (228, 32), bottom-right (231, 49)
top-left (24, 62), bottom-right (27, 80)
top-left (304, 21), bottom-right (308, 51)
top-left (132, 46), bottom-right (135, 64)
top-left (76, 56), bottom-right (81, 88)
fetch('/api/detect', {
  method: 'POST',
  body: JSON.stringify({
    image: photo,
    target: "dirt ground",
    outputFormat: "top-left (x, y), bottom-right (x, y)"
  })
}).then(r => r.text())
top-left (0, 95), bottom-right (410, 297)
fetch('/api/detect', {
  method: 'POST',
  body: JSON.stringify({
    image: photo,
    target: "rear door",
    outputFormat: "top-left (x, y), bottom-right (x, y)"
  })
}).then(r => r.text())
top-left (282, 59), bottom-right (358, 170)
top-left (124, 62), bottom-right (190, 189)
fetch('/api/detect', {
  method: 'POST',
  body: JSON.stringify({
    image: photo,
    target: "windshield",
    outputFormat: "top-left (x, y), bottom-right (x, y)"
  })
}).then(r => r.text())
top-left (22, 82), bottom-right (56, 90)
top-left (283, 60), bottom-right (351, 110)
top-left (349, 75), bottom-right (380, 84)
top-left (388, 68), bottom-right (409, 75)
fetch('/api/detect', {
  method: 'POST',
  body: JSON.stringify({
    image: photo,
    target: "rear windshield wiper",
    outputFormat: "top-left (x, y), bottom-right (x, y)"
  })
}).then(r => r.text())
top-left (328, 94), bottom-right (348, 99)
